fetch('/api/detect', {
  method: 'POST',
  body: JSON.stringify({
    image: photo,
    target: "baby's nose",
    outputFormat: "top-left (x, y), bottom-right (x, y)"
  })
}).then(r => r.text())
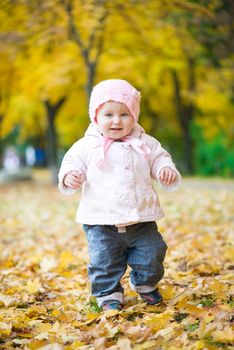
top-left (112, 115), bottom-right (121, 123)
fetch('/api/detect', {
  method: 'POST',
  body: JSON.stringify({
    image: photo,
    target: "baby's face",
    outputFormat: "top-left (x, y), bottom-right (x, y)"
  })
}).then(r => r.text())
top-left (96, 102), bottom-right (134, 139)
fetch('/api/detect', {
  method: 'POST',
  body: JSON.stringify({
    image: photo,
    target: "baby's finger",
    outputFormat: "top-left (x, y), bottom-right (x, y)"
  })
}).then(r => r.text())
top-left (70, 175), bottom-right (82, 185)
top-left (160, 168), bottom-right (166, 179)
top-left (167, 171), bottom-right (173, 184)
top-left (69, 170), bottom-right (79, 178)
top-left (65, 177), bottom-right (74, 187)
top-left (164, 169), bottom-right (170, 182)
top-left (70, 171), bottom-right (82, 179)
top-left (64, 174), bottom-right (77, 187)
top-left (171, 172), bottom-right (177, 182)
top-left (69, 180), bottom-right (81, 189)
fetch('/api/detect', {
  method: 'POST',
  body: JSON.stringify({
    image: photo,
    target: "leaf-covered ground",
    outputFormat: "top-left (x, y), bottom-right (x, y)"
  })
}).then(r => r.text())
top-left (0, 175), bottom-right (233, 350)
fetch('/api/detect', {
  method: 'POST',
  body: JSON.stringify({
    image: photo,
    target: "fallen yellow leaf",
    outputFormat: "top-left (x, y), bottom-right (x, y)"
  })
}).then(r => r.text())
top-left (26, 278), bottom-right (42, 294)
top-left (0, 322), bottom-right (12, 337)
top-left (72, 316), bottom-right (98, 327)
top-left (145, 313), bottom-right (171, 331)
top-left (212, 326), bottom-right (234, 343)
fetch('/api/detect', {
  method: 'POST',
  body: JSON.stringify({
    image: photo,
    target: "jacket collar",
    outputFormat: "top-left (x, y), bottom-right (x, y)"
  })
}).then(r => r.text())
top-left (84, 122), bottom-right (145, 139)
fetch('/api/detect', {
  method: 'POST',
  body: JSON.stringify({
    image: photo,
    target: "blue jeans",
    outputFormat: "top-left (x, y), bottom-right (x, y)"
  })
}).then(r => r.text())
top-left (83, 222), bottom-right (167, 305)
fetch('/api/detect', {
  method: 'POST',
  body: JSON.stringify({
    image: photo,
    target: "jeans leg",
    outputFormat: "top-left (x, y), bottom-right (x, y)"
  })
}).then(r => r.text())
top-left (83, 225), bottom-right (128, 298)
top-left (127, 222), bottom-right (167, 290)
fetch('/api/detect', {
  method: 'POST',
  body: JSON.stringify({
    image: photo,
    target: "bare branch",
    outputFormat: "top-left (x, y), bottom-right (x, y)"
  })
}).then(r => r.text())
top-left (87, 6), bottom-right (108, 54)
top-left (60, 0), bottom-right (89, 64)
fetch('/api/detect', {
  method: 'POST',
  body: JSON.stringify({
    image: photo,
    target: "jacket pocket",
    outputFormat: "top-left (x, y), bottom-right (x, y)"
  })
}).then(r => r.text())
top-left (137, 186), bottom-right (160, 212)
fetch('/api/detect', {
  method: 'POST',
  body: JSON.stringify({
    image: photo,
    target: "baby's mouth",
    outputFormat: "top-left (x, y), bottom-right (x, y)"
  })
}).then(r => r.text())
top-left (110, 128), bottom-right (122, 130)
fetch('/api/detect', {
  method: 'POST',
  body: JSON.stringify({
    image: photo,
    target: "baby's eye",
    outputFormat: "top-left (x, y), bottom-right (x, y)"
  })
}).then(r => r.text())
top-left (105, 113), bottom-right (113, 117)
top-left (121, 113), bottom-right (129, 117)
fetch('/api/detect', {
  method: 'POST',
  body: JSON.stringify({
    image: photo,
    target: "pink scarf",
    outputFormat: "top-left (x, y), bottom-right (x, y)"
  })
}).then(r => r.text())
top-left (96, 136), bottom-right (151, 169)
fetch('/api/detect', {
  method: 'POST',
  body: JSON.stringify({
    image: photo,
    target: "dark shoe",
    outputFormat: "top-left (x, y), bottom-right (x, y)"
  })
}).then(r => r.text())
top-left (139, 288), bottom-right (163, 305)
top-left (102, 300), bottom-right (123, 311)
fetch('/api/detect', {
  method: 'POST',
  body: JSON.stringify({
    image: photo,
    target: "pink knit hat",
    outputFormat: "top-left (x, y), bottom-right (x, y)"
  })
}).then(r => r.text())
top-left (89, 79), bottom-right (141, 124)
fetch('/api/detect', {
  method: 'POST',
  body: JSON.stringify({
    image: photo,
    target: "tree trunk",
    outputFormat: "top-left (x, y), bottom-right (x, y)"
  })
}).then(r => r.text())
top-left (44, 97), bottom-right (66, 184)
top-left (62, 0), bottom-right (108, 102)
top-left (142, 97), bottom-right (159, 136)
top-left (0, 114), bottom-right (4, 169)
top-left (86, 63), bottom-right (96, 100)
top-left (171, 58), bottom-right (196, 174)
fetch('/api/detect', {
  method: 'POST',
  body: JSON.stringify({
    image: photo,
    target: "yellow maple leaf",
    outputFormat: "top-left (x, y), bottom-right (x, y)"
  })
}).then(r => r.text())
top-left (0, 322), bottom-right (12, 337)
top-left (35, 332), bottom-right (49, 340)
top-left (26, 305), bottom-right (47, 317)
top-left (102, 324), bottom-right (119, 339)
top-left (104, 309), bottom-right (121, 317)
top-left (185, 303), bottom-right (205, 315)
top-left (51, 309), bottom-right (60, 317)
top-left (72, 316), bottom-right (98, 327)
top-left (35, 322), bottom-right (53, 333)
top-left (26, 278), bottom-right (42, 294)
top-left (37, 343), bottom-right (63, 350)
top-left (67, 340), bottom-right (86, 349)
top-left (208, 279), bottom-right (228, 292)
top-left (195, 340), bottom-right (207, 349)
top-left (58, 251), bottom-right (76, 269)
top-left (117, 338), bottom-right (132, 350)
top-left (160, 283), bottom-right (175, 300)
top-left (145, 313), bottom-right (171, 331)
top-left (212, 326), bottom-right (234, 343)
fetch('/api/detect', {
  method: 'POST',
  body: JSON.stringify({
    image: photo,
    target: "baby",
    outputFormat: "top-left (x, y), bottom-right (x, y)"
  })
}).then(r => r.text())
top-left (58, 79), bottom-right (181, 310)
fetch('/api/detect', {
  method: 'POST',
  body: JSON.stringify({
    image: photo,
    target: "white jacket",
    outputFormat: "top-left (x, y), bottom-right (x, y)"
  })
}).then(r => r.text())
top-left (58, 123), bottom-right (181, 225)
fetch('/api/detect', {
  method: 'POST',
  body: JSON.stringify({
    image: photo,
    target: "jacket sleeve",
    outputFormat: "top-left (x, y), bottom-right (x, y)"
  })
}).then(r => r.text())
top-left (58, 139), bottom-right (87, 195)
top-left (148, 136), bottom-right (181, 192)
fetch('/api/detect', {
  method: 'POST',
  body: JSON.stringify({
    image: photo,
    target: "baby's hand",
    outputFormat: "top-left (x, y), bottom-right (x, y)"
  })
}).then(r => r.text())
top-left (63, 170), bottom-right (84, 189)
top-left (159, 167), bottom-right (177, 185)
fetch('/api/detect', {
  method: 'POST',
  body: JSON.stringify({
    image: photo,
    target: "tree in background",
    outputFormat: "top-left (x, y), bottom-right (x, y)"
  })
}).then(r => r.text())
top-left (168, 0), bottom-right (234, 173)
top-left (0, 0), bottom-right (233, 179)
top-left (61, 0), bottom-right (109, 99)
top-left (1, 0), bottom-right (110, 182)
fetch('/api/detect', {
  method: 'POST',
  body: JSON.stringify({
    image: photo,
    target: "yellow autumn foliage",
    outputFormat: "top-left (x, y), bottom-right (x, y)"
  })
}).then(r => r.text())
top-left (0, 0), bottom-right (232, 150)
top-left (0, 176), bottom-right (233, 349)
